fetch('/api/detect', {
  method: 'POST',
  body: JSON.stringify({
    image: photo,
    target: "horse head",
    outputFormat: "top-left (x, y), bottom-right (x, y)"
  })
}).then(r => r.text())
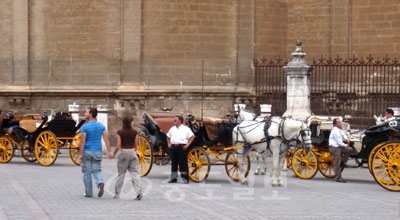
top-left (238, 109), bottom-right (256, 122)
top-left (299, 121), bottom-right (312, 152)
top-left (374, 114), bottom-right (386, 125)
top-left (279, 118), bottom-right (312, 151)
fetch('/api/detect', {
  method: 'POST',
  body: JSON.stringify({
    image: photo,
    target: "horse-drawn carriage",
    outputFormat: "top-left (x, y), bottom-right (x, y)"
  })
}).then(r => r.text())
top-left (0, 111), bottom-right (85, 166)
top-left (135, 112), bottom-right (250, 182)
top-left (289, 116), bottom-right (359, 179)
top-left (291, 115), bottom-right (400, 191)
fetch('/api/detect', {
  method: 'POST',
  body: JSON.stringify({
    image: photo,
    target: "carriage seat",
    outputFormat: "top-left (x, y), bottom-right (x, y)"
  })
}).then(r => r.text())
top-left (153, 117), bottom-right (175, 134)
top-left (202, 117), bottom-right (230, 141)
top-left (148, 112), bottom-right (176, 119)
top-left (309, 120), bottom-right (330, 146)
top-left (19, 119), bottom-right (37, 133)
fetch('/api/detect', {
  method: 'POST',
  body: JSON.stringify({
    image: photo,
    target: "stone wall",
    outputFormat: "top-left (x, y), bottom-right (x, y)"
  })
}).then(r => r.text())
top-left (29, 0), bottom-right (121, 89)
top-left (286, 0), bottom-right (400, 58)
top-left (0, 0), bottom-right (13, 84)
top-left (142, 1), bottom-right (237, 87)
top-left (1, 0), bottom-right (400, 141)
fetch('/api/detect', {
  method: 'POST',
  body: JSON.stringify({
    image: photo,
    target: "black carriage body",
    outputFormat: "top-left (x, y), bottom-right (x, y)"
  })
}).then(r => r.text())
top-left (46, 119), bottom-right (86, 138)
top-left (309, 118), bottom-right (400, 166)
top-left (0, 111), bottom-right (86, 166)
top-left (0, 113), bottom-right (48, 147)
top-left (361, 119), bottom-right (400, 157)
top-left (140, 112), bottom-right (176, 165)
top-left (141, 112), bottom-right (236, 150)
top-left (137, 112), bottom-right (250, 182)
top-left (141, 112), bottom-right (169, 151)
top-left (188, 116), bottom-right (237, 148)
top-left (2, 112), bottom-right (84, 147)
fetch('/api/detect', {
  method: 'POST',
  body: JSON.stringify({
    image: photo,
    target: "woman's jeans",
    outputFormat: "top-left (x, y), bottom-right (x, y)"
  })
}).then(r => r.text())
top-left (82, 151), bottom-right (104, 197)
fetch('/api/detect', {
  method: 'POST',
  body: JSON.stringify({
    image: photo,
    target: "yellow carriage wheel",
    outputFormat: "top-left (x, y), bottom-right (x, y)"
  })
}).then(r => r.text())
top-left (0, 136), bottom-right (14, 163)
top-left (368, 142), bottom-right (389, 174)
top-left (318, 151), bottom-right (336, 178)
top-left (291, 148), bottom-right (318, 179)
top-left (225, 152), bottom-right (250, 182)
top-left (21, 140), bottom-right (37, 162)
top-left (137, 135), bottom-right (153, 177)
top-left (187, 147), bottom-right (210, 182)
top-left (34, 131), bottom-right (58, 166)
top-left (69, 132), bottom-right (81, 166)
top-left (370, 142), bottom-right (400, 192)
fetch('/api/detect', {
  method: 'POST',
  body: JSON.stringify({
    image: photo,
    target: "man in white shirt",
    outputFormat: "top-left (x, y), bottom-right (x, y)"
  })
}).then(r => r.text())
top-left (167, 115), bottom-right (194, 184)
top-left (328, 118), bottom-right (354, 183)
top-left (385, 108), bottom-right (396, 121)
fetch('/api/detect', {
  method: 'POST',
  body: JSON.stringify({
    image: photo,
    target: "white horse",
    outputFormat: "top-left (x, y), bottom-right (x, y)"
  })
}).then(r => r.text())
top-left (233, 117), bottom-right (312, 186)
top-left (238, 109), bottom-right (270, 175)
top-left (374, 114), bottom-right (386, 125)
top-left (233, 108), bottom-right (256, 123)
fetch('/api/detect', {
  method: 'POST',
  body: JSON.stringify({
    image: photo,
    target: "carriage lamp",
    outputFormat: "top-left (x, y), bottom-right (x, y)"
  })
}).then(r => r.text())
top-left (343, 115), bottom-right (352, 123)
top-left (344, 115), bottom-right (352, 120)
top-left (234, 104), bottom-right (239, 112)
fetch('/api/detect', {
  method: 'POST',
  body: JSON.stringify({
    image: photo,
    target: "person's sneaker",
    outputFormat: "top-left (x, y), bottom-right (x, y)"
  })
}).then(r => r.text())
top-left (113, 194), bottom-right (119, 199)
top-left (336, 178), bottom-right (347, 183)
top-left (83, 193), bottom-right (92, 198)
top-left (98, 183), bottom-right (105, 197)
top-left (135, 193), bottom-right (143, 201)
top-left (168, 179), bottom-right (177, 183)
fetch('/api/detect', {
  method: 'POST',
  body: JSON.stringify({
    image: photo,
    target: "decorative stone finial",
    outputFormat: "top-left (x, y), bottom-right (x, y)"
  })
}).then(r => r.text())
top-left (295, 40), bottom-right (302, 52)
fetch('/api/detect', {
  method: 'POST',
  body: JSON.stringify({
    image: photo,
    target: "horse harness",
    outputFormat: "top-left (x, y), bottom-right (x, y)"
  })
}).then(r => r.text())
top-left (236, 117), bottom-right (308, 154)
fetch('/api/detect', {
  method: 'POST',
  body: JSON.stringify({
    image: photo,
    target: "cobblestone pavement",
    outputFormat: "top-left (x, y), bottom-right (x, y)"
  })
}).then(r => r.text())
top-left (0, 151), bottom-right (399, 220)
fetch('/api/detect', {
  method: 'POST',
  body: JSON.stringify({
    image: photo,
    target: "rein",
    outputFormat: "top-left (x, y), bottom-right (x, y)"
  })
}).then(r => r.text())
top-left (234, 120), bottom-right (267, 146)
top-left (276, 118), bottom-right (310, 147)
top-left (234, 117), bottom-right (311, 151)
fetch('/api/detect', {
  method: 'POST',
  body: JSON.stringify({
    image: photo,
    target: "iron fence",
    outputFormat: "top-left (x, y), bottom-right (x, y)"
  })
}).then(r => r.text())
top-left (254, 55), bottom-right (400, 129)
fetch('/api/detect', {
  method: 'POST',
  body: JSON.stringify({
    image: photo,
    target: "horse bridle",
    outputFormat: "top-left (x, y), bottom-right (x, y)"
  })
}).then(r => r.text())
top-left (298, 126), bottom-right (312, 149)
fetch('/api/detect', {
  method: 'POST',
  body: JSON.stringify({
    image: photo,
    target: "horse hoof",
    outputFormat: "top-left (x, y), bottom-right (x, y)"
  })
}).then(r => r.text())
top-left (271, 182), bottom-right (279, 187)
top-left (254, 171), bottom-right (259, 175)
top-left (261, 171), bottom-right (266, 175)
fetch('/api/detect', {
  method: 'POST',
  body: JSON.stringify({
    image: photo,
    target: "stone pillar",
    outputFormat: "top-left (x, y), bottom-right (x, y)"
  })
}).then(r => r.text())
top-left (234, 104), bottom-right (246, 112)
top-left (68, 103), bottom-right (80, 125)
top-left (282, 41), bottom-right (313, 120)
top-left (97, 105), bottom-right (109, 154)
top-left (260, 104), bottom-right (272, 117)
top-left (13, 0), bottom-right (29, 86)
top-left (118, 0), bottom-right (144, 90)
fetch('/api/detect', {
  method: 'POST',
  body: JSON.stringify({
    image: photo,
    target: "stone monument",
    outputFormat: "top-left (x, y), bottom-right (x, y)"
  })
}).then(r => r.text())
top-left (282, 40), bottom-right (313, 120)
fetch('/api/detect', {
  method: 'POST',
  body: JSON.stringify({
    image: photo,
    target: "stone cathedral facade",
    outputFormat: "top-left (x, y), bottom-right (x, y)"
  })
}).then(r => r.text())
top-left (1, 0), bottom-right (399, 134)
